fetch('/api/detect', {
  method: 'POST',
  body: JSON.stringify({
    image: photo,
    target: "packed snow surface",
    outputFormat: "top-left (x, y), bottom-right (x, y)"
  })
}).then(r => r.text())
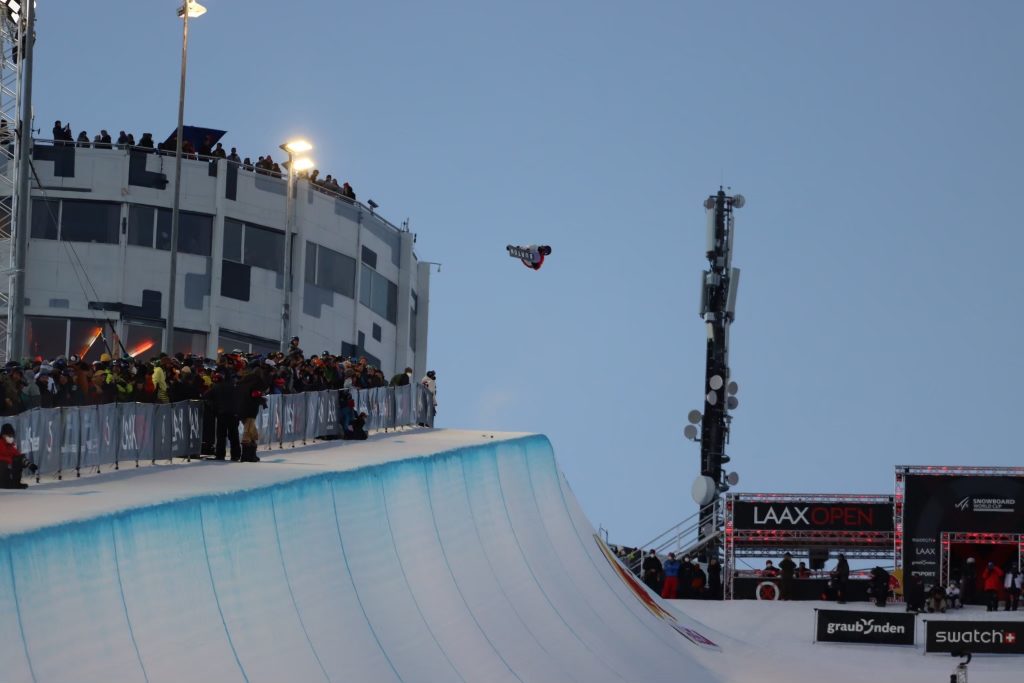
top-left (1, 429), bottom-right (1020, 682)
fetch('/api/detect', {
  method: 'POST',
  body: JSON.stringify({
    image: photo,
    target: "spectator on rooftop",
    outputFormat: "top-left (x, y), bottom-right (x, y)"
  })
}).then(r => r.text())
top-left (76, 131), bottom-right (90, 147)
top-left (228, 147), bottom-right (241, 163)
top-left (117, 130), bottom-right (129, 147)
top-left (127, 133), bottom-right (136, 146)
top-left (99, 130), bottom-right (112, 148)
top-left (212, 142), bottom-right (226, 159)
top-left (138, 132), bottom-right (155, 149)
top-left (199, 135), bottom-right (213, 157)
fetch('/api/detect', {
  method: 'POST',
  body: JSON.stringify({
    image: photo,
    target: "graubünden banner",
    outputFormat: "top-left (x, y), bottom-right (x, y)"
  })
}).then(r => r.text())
top-left (815, 609), bottom-right (916, 646)
top-left (731, 501), bottom-right (893, 532)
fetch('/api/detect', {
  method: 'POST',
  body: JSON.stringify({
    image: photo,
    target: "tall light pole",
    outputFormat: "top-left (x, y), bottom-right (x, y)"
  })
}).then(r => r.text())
top-left (166, 0), bottom-right (206, 353)
top-left (279, 139), bottom-right (313, 352)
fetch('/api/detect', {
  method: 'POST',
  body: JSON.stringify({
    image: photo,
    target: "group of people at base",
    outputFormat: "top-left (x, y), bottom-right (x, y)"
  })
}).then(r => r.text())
top-left (641, 550), bottom-right (723, 600)
top-left (0, 423), bottom-right (36, 489)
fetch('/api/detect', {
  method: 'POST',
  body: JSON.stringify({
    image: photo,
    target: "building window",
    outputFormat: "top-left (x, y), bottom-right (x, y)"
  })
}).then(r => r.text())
top-left (173, 329), bottom-right (208, 356)
top-left (372, 323), bottom-right (382, 342)
top-left (218, 329), bottom-right (278, 356)
top-left (25, 317), bottom-right (115, 361)
top-left (61, 200), bottom-right (121, 244)
top-left (128, 205), bottom-right (212, 256)
top-left (305, 241), bottom-right (356, 298)
top-left (25, 316), bottom-right (69, 359)
top-left (360, 267), bottom-right (398, 324)
top-left (361, 246), bottom-right (377, 269)
top-left (222, 219), bottom-right (284, 273)
top-left (410, 290), bottom-right (418, 352)
top-left (31, 199), bottom-right (60, 240)
top-left (124, 321), bottom-right (164, 358)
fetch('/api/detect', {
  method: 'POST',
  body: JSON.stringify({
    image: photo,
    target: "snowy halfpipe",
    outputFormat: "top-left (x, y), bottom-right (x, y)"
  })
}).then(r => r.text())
top-left (0, 432), bottom-right (723, 682)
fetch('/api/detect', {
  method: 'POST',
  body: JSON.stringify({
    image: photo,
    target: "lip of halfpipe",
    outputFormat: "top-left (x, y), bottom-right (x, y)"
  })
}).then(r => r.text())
top-left (0, 431), bottom-right (724, 683)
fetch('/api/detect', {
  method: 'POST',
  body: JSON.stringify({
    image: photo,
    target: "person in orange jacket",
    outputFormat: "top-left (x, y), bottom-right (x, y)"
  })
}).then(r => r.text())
top-left (0, 423), bottom-right (36, 489)
top-left (982, 561), bottom-right (1005, 612)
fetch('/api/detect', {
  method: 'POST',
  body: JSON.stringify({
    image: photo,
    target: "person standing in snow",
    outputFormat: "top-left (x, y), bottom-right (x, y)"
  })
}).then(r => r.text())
top-left (779, 552), bottom-right (796, 600)
top-left (1004, 564), bottom-right (1021, 611)
top-left (831, 553), bottom-right (850, 604)
top-left (661, 553), bottom-right (681, 599)
top-left (642, 550), bottom-right (663, 593)
top-left (982, 561), bottom-right (1004, 612)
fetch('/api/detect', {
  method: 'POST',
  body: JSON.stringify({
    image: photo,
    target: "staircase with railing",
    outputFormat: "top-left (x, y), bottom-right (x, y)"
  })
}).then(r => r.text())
top-left (625, 499), bottom-right (724, 573)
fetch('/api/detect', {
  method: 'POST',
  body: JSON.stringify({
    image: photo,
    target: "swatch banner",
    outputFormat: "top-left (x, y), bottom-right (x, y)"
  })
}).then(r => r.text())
top-left (814, 609), bottom-right (915, 645)
top-left (925, 620), bottom-right (1023, 654)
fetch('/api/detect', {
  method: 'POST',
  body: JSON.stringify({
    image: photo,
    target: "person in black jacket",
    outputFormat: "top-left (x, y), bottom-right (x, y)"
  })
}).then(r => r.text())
top-left (779, 552), bottom-right (797, 601)
top-left (869, 566), bottom-right (890, 607)
top-left (831, 553), bottom-right (850, 604)
top-left (207, 370), bottom-right (240, 461)
top-left (642, 550), bottom-right (663, 593)
top-left (905, 574), bottom-right (926, 613)
top-left (235, 362), bottom-right (267, 462)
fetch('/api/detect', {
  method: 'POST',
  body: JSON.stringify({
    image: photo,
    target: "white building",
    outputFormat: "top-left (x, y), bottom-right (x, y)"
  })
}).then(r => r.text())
top-left (18, 140), bottom-right (431, 376)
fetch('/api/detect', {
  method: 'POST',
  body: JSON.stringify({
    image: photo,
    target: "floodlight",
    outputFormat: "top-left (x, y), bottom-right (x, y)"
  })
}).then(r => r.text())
top-left (291, 157), bottom-right (315, 173)
top-left (731, 194), bottom-right (745, 208)
top-left (281, 139), bottom-right (313, 154)
top-left (367, 199), bottom-right (379, 210)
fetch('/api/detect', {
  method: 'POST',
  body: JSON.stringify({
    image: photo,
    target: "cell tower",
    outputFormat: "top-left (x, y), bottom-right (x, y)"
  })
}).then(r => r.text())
top-left (0, 0), bottom-right (32, 363)
top-left (685, 188), bottom-right (744, 551)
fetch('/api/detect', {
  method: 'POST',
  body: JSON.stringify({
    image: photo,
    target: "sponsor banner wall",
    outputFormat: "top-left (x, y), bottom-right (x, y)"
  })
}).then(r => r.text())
top-left (925, 620), bottom-right (1024, 654)
top-left (902, 474), bottom-right (1024, 582)
top-left (732, 501), bottom-right (893, 531)
top-left (9, 386), bottom-right (433, 478)
top-left (815, 609), bottom-right (916, 646)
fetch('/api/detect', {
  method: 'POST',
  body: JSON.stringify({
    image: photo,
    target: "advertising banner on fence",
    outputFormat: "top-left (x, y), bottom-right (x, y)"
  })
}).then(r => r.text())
top-left (925, 620), bottom-right (1023, 654)
top-left (814, 609), bottom-right (916, 646)
top-left (732, 501), bottom-right (894, 532)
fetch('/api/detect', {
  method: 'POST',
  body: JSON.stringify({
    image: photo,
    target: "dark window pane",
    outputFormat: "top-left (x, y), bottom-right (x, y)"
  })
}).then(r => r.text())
top-left (372, 323), bottom-right (381, 342)
top-left (68, 319), bottom-right (108, 363)
top-left (61, 200), bottom-right (120, 244)
top-left (128, 205), bottom-right (155, 247)
top-left (224, 219), bottom-right (243, 262)
top-left (31, 199), bottom-right (60, 239)
top-left (410, 309), bottom-right (417, 351)
top-left (26, 316), bottom-right (67, 359)
top-left (218, 332), bottom-right (250, 355)
top-left (370, 271), bottom-right (389, 320)
top-left (317, 245), bottom-right (356, 298)
top-left (221, 260), bottom-right (251, 301)
top-left (179, 212), bottom-right (212, 256)
top-left (243, 224), bottom-right (284, 272)
top-left (386, 279), bottom-right (398, 324)
top-left (154, 209), bottom-right (212, 255)
top-left (124, 322), bottom-right (164, 358)
top-left (173, 329), bottom-right (207, 356)
top-left (361, 246), bottom-right (377, 269)
top-left (304, 241), bottom-right (317, 285)
top-left (359, 267), bottom-right (372, 307)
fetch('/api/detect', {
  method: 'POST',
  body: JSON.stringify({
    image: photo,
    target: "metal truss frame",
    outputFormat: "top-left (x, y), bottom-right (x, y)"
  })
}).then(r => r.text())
top-left (939, 531), bottom-right (1023, 588)
top-left (894, 465), bottom-right (1024, 573)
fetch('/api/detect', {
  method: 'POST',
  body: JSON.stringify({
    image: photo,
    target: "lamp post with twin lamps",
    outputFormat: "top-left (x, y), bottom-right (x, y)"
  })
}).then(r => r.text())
top-left (165, 0), bottom-right (206, 354)
top-left (279, 139), bottom-right (314, 352)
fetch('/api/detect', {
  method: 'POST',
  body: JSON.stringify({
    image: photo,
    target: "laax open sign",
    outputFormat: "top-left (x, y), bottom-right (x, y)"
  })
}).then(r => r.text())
top-left (732, 501), bottom-right (894, 532)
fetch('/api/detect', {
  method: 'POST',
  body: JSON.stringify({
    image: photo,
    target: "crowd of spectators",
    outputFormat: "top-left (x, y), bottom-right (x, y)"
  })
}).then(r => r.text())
top-left (49, 120), bottom-right (359, 203)
top-left (0, 335), bottom-right (436, 446)
top-left (614, 546), bottom-right (723, 600)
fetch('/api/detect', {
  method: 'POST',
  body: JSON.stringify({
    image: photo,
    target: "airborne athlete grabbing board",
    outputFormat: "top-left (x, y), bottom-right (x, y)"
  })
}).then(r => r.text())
top-left (507, 244), bottom-right (552, 271)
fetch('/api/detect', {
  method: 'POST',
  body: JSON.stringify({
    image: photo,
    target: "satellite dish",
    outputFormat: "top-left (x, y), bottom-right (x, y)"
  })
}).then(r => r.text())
top-left (683, 425), bottom-right (698, 440)
top-left (727, 381), bottom-right (739, 395)
top-left (709, 375), bottom-right (724, 390)
top-left (727, 396), bottom-right (739, 410)
top-left (687, 409), bottom-right (702, 424)
top-left (706, 391), bottom-right (718, 406)
top-left (732, 194), bottom-right (745, 208)
top-left (726, 471), bottom-right (740, 486)
top-left (692, 475), bottom-right (717, 507)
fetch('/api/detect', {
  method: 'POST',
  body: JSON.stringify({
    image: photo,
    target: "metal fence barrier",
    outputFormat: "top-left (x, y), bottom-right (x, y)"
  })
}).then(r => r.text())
top-left (3, 384), bottom-right (435, 480)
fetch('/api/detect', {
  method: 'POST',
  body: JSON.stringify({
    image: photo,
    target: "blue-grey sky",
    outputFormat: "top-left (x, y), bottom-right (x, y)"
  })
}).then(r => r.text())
top-left (37, 1), bottom-right (1023, 543)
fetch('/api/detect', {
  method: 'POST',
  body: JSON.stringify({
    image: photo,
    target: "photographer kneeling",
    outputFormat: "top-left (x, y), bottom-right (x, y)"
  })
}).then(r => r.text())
top-left (0, 423), bottom-right (36, 489)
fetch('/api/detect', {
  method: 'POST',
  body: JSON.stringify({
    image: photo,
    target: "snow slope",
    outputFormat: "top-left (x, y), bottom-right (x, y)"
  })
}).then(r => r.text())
top-left (0, 430), bottom-right (725, 683)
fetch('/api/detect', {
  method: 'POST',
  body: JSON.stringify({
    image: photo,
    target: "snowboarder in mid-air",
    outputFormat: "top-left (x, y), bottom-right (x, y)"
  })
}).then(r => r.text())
top-left (507, 244), bottom-right (552, 270)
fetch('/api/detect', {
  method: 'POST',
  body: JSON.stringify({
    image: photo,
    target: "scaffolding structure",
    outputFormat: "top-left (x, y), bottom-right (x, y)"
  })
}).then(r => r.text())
top-left (893, 464), bottom-right (1024, 573)
top-left (939, 531), bottom-right (1024, 588)
top-left (723, 492), bottom-right (894, 599)
top-left (0, 6), bottom-right (24, 362)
